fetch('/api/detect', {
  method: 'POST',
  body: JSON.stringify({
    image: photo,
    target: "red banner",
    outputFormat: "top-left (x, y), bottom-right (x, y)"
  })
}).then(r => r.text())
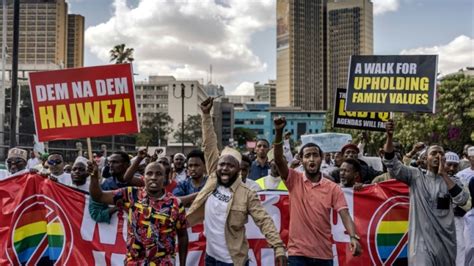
top-left (28, 64), bottom-right (139, 141)
top-left (0, 174), bottom-right (408, 265)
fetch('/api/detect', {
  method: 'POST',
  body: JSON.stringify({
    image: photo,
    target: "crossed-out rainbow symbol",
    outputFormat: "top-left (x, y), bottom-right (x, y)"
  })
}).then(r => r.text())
top-left (6, 195), bottom-right (73, 265)
top-left (368, 196), bottom-right (410, 266)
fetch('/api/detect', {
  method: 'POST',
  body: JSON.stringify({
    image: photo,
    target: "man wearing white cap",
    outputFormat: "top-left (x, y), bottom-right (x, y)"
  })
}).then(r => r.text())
top-left (187, 97), bottom-right (287, 266)
top-left (445, 151), bottom-right (471, 266)
top-left (70, 156), bottom-right (91, 192)
top-left (172, 153), bottom-right (187, 183)
top-left (457, 146), bottom-right (474, 185)
top-left (0, 147), bottom-right (29, 180)
top-left (384, 120), bottom-right (469, 265)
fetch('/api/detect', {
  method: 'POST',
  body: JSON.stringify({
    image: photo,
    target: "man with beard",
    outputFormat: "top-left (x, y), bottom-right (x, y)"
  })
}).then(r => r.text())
top-left (172, 153), bottom-right (187, 183)
top-left (383, 120), bottom-right (469, 266)
top-left (187, 97), bottom-right (287, 266)
top-left (70, 156), bottom-right (90, 192)
top-left (256, 149), bottom-right (287, 191)
top-left (273, 117), bottom-right (361, 265)
top-left (248, 138), bottom-right (271, 180)
top-left (90, 161), bottom-right (188, 265)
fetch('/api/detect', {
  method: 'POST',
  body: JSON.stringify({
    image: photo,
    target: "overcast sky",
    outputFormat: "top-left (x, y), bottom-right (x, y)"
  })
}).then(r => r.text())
top-left (68, 0), bottom-right (474, 95)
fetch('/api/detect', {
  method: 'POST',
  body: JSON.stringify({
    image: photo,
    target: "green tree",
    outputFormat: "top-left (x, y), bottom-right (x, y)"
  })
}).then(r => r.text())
top-left (173, 114), bottom-right (202, 146)
top-left (394, 74), bottom-right (474, 153)
top-left (110, 44), bottom-right (134, 64)
top-left (233, 127), bottom-right (257, 147)
top-left (136, 112), bottom-right (173, 146)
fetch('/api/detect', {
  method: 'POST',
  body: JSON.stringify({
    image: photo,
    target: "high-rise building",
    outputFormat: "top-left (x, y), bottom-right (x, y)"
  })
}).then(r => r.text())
top-left (255, 79), bottom-right (277, 107)
top-left (0, 0), bottom-right (69, 67)
top-left (276, 0), bottom-right (373, 111)
top-left (276, 0), bottom-right (328, 111)
top-left (67, 14), bottom-right (84, 68)
top-left (327, 0), bottom-right (373, 107)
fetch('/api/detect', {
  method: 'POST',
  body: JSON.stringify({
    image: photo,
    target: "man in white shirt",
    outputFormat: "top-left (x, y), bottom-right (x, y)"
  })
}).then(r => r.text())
top-left (457, 147), bottom-right (474, 185)
top-left (465, 177), bottom-right (474, 266)
top-left (26, 150), bottom-right (41, 170)
top-left (172, 153), bottom-right (187, 183)
top-left (47, 153), bottom-right (72, 186)
top-left (71, 156), bottom-right (90, 192)
top-left (187, 97), bottom-right (287, 265)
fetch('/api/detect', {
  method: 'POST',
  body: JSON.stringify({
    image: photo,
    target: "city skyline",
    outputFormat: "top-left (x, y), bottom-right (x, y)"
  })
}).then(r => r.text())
top-left (68, 0), bottom-right (473, 95)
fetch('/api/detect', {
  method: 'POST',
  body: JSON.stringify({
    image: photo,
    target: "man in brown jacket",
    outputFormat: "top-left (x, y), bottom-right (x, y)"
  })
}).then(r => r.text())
top-left (187, 97), bottom-right (287, 266)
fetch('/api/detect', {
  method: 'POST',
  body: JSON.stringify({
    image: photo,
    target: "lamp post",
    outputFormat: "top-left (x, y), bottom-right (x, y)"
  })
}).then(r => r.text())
top-left (172, 83), bottom-right (194, 153)
top-left (9, 0), bottom-right (20, 148)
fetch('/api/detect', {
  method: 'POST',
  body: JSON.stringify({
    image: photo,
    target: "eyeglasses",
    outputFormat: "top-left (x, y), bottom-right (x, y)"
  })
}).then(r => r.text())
top-left (7, 159), bottom-right (24, 165)
top-left (47, 159), bottom-right (63, 166)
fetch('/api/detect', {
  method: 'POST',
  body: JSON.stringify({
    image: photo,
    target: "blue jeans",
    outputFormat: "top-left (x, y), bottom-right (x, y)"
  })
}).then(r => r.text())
top-left (288, 256), bottom-right (333, 266)
top-left (205, 254), bottom-right (249, 266)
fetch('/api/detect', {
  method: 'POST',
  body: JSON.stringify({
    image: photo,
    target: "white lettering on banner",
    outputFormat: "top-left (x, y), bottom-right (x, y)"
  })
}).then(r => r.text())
top-left (80, 197), bottom-right (127, 244)
top-left (187, 225), bottom-right (201, 242)
top-left (246, 193), bottom-right (282, 239)
top-left (92, 251), bottom-right (125, 265)
top-left (260, 248), bottom-right (276, 265)
top-left (77, 191), bottom-right (355, 265)
top-left (96, 78), bottom-right (129, 96)
top-left (72, 81), bottom-right (94, 98)
top-left (332, 188), bottom-right (354, 242)
top-left (332, 188), bottom-right (355, 266)
top-left (35, 83), bottom-right (69, 102)
top-left (92, 251), bottom-right (106, 265)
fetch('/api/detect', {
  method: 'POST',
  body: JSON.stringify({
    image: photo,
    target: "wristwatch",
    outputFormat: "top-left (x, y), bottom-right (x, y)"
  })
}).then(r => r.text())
top-left (350, 234), bottom-right (360, 240)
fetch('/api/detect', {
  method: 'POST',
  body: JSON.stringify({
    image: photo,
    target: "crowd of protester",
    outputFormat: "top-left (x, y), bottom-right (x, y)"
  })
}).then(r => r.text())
top-left (1, 96), bottom-right (473, 266)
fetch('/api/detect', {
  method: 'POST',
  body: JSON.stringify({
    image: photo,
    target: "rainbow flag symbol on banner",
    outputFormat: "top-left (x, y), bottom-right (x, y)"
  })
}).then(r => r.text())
top-left (6, 194), bottom-right (72, 266)
top-left (368, 196), bottom-right (409, 266)
top-left (12, 206), bottom-right (64, 265)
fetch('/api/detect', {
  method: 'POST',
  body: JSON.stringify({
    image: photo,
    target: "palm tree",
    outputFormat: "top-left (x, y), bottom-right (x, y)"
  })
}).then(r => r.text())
top-left (109, 44), bottom-right (134, 64)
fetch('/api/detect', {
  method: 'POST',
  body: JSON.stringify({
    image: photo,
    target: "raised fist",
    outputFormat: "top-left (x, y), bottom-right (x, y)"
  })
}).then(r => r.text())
top-left (274, 116), bottom-right (287, 131)
top-left (385, 119), bottom-right (394, 136)
top-left (200, 97), bottom-right (214, 114)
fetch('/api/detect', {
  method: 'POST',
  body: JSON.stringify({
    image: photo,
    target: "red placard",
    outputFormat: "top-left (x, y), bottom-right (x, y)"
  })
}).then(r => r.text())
top-left (29, 64), bottom-right (139, 141)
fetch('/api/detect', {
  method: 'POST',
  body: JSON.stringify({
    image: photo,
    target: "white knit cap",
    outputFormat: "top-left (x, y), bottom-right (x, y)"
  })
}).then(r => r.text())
top-left (221, 147), bottom-right (242, 164)
top-left (74, 156), bottom-right (89, 166)
top-left (8, 148), bottom-right (27, 161)
top-left (445, 152), bottom-right (459, 163)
